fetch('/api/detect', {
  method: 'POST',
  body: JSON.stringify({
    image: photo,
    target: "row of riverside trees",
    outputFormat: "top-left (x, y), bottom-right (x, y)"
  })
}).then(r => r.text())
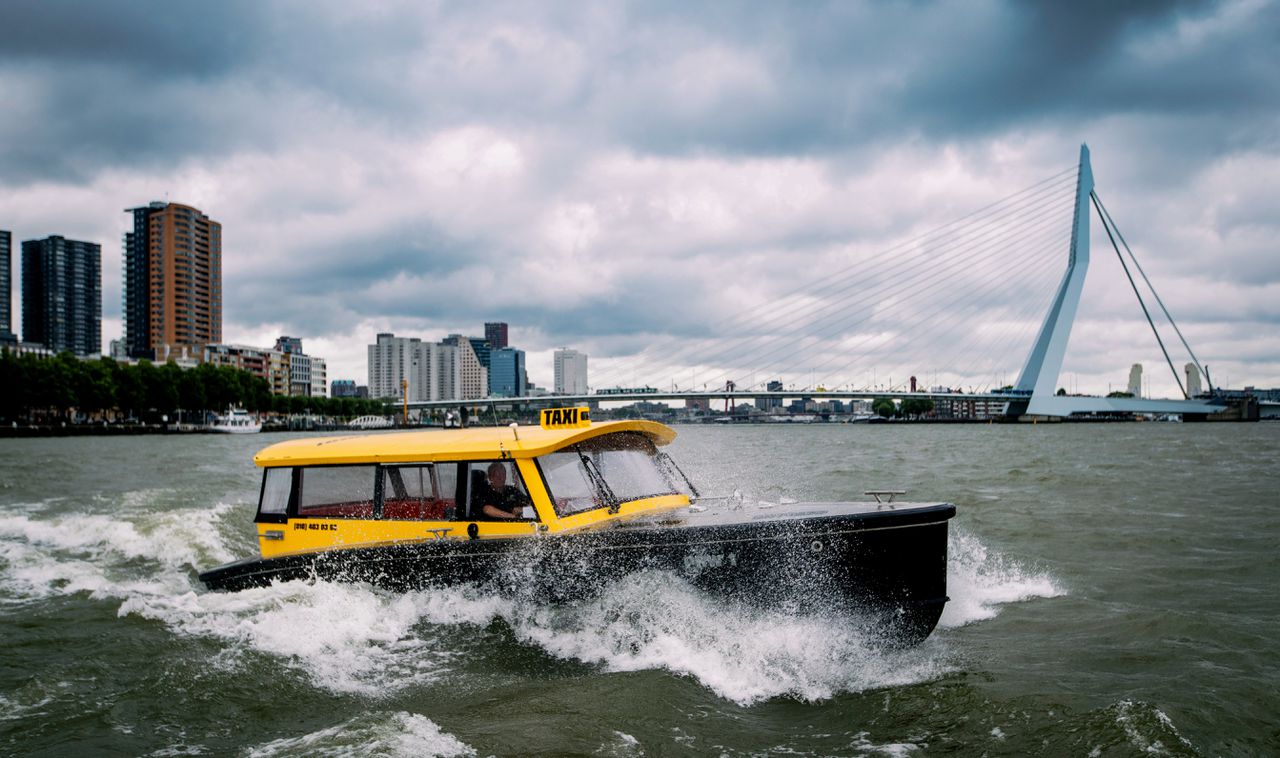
top-left (0, 351), bottom-right (389, 424)
top-left (872, 397), bottom-right (936, 418)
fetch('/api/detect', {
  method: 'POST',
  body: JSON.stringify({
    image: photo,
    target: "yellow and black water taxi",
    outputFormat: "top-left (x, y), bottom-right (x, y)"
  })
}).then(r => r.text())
top-left (200, 408), bottom-right (956, 643)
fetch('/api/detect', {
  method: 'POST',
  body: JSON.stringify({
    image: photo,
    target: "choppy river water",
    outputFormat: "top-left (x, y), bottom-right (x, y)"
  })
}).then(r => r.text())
top-left (1, 423), bottom-right (1276, 756)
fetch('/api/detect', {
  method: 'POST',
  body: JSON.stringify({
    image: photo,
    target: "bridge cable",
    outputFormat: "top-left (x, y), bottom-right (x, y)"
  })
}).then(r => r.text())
top-left (658, 197), bottom-right (1070, 394)
top-left (804, 221), bottom-right (1070, 392)
top-left (1091, 191), bottom-right (1211, 393)
top-left (704, 229), bottom-right (1060, 394)
top-left (1090, 191), bottom-right (1187, 399)
top-left (589, 167), bottom-right (1076, 389)
top-left (591, 171), bottom-right (1074, 390)
top-left (599, 173), bottom-right (1077, 392)
top-left (715, 193), bottom-right (1075, 392)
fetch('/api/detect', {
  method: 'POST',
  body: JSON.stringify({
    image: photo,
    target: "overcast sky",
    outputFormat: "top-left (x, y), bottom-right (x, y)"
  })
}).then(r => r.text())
top-left (1, 0), bottom-right (1276, 396)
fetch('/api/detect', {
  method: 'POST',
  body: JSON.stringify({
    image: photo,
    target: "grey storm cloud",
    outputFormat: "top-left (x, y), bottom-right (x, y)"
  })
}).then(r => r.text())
top-left (5, 0), bottom-right (1276, 180)
top-left (1, 0), bottom-right (1276, 393)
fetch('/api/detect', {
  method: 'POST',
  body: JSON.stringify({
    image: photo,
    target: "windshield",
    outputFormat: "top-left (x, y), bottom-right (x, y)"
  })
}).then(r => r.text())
top-left (539, 432), bottom-right (692, 516)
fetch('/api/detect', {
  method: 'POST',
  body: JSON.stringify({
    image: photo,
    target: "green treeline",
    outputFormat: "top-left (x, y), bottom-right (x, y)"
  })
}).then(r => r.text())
top-left (872, 397), bottom-right (936, 418)
top-left (0, 351), bottom-right (388, 423)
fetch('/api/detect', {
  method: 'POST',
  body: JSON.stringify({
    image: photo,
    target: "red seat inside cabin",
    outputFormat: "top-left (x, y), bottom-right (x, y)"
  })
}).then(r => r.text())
top-left (299, 498), bottom-right (454, 520)
top-left (298, 501), bottom-right (374, 518)
top-left (381, 497), bottom-right (449, 520)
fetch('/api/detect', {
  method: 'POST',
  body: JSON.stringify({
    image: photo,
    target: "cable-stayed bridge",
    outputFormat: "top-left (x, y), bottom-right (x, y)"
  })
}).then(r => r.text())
top-left (409, 145), bottom-right (1230, 420)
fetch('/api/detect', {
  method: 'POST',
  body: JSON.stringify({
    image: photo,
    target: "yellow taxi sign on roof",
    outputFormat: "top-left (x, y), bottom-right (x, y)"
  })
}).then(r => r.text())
top-left (541, 406), bottom-right (591, 429)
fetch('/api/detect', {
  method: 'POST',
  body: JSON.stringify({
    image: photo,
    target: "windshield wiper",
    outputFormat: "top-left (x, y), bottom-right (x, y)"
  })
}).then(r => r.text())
top-left (578, 450), bottom-right (620, 513)
top-left (657, 452), bottom-right (700, 499)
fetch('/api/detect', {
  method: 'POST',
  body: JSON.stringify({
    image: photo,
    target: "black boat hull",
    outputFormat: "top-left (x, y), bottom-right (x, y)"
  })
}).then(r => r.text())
top-left (200, 503), bottom-right (955, 644)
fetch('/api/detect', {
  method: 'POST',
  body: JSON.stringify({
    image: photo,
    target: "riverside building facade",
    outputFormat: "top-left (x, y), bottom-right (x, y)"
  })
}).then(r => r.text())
top-left (123, 202), bottom-right (222, 360)
top-left (553, 348), bottom-right (588, 395)
top-left (488, 347), bottom-right (526, 397)
top-left (21, 235), bottom-right (101, 356)
top-left (203, 338), bottom-right (328, 398)
top-left (368, 332), bottom-right (492, 402)
top-left (443, 334), bottom-right (489, 400)
top-left (368, 333), bottom-right (422, 400)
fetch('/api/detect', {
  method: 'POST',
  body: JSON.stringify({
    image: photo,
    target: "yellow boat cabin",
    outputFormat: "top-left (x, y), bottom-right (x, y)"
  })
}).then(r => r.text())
top-left (248, 417), bottom-right (695, 559)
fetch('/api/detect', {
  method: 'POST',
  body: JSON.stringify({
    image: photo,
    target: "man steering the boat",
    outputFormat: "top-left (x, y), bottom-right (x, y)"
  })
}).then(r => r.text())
top-left (475, 462), bottom-right (530, 520)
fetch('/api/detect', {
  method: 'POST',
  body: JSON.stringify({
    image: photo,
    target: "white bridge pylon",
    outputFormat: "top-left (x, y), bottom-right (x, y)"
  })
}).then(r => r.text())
top-left (1013, 143), bottom-right (1095, 415)
top-left (1012, 144), bottom-right (1221, 418)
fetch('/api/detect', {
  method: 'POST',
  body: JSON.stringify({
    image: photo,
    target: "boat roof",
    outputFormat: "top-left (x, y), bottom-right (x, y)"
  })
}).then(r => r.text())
top-left (253, 419), bottom-right (677, 467)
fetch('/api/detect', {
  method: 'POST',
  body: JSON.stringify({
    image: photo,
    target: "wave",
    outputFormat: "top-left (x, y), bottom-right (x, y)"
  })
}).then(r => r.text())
top-left (505, 570), bottom-right (951, 704)
top-left (121, 580), bottom-right (499, 695)
top-left (939, 528), bottom-right (1066, 628)
top-left (1106, 699), bottom-right (1198, 756)
top-left (0, 501), bottom-right (238, 604)
top-left (245, 712), bottom-right (474, 758)
top-left (1, 497), bottom-right (1065, 704)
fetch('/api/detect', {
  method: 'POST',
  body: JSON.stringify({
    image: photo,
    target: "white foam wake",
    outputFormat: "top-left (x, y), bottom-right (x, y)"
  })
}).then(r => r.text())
top-left (120, 581), bottom-right (507, 695)
top-left (0, 501), bottom-right (239, 604)
top-left (245, 711), bottom-right (474, 757)
top-left (938, 528), bottom-right (1066, 628)
top-left (1, 495), bottom-right (1063, 704)
top-left (505, 571), bottom-right (951, 705)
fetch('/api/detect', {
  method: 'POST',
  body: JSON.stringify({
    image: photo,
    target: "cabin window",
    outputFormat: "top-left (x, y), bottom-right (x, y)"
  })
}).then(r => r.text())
top-left (594, 448), bottom-right (674, 501)
top-left (297, 465), bottom-right (377, 518)
top-left (381, 464), bottom-right (452, 520)
top-left (541, 433), bottom-right (680, 516)
top-left (436, 464), bottom-right (458, 506)
top-left (258, 467), bottom-right (292, 516)
top-left (539, 453), bottom-right (599, 515)
top-left (464, 461), bottom-right (534, 521)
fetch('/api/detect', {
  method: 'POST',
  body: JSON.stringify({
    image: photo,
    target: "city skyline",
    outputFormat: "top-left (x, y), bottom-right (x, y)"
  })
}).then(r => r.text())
top-left (0, 2), bottom-right (1277, 395)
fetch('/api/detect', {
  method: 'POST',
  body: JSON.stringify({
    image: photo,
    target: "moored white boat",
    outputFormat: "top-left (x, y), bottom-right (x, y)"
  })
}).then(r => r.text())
top-left (210, 408), bottom-right (262, 434)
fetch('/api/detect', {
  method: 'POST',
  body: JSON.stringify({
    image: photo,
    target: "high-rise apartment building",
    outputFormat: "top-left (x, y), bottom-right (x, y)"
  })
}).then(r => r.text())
top-left (553, 348), bottom-right (588, 395)
top-left (0, 230), bottom-right (13, 343)
top-left (21, 235), bottom-right (101, 356)
top-left (369, 333), bottom-right (416, 399)
top-left (443, 334), bottom-right (489, 399)
top-left (484, 322), bottom-right (509, 350)
top-left (123, 203), bottom-right (159, 357)
top-left (434, 342), bottom-right (461, 401)
top-left (369, 333), bottom-right (440, 400)
top-left (368, 333), bottom-right (481, 402)
top-left (123, 202), bottom-right (222, 359)
top-left (489, 347), bottom-right (526, 397)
